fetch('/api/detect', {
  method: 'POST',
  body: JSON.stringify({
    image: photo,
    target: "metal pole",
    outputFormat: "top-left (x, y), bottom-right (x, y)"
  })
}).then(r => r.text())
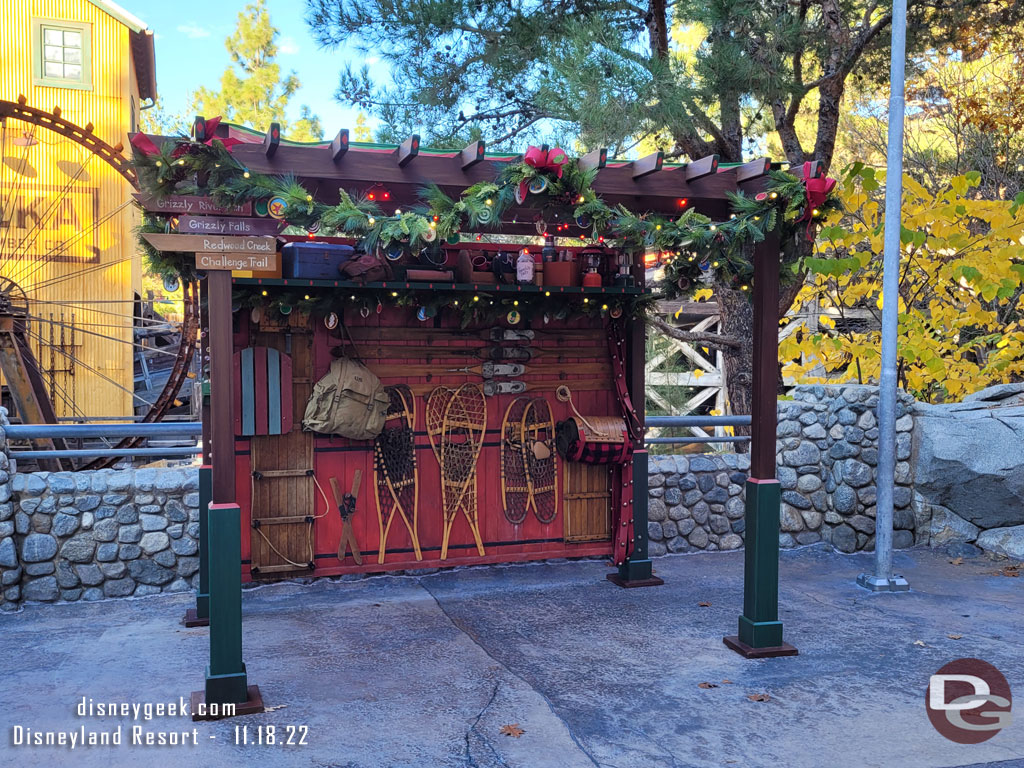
top-left (858, 0), bottom-right (910, 593)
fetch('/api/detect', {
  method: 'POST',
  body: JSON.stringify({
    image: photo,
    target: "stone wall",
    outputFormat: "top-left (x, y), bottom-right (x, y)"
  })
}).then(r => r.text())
top-left (648, 385), bottom-right (918, 556)
top-left (5, 468), bottom-right (200, 607)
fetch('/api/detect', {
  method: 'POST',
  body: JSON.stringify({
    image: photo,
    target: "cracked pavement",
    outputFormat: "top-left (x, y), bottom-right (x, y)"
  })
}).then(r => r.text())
top-left (1, 545), bottom-right (1023, 767)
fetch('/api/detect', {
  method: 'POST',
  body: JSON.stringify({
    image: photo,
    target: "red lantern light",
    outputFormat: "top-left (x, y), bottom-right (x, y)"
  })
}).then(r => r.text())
top-left (366, 183), bottom-right (391, 202)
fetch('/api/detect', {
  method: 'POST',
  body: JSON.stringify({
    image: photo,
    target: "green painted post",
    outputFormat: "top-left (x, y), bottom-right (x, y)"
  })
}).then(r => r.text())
top-left (723, 226), bottom-right (796, 658)
top-left (196, 465), bottom-right (211, 619)
top-left (737, 479), bottom-right (785, 647)
top-left (608, 450), bottom-right (664, 588)
top-left (204, 502), bottom-right (249, 704)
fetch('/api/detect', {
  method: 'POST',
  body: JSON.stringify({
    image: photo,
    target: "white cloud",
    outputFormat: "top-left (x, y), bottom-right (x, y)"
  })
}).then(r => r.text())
top-left (279, 36), bottom-right (300, 55)
top-left (177, 23), bottom-right (210, 39)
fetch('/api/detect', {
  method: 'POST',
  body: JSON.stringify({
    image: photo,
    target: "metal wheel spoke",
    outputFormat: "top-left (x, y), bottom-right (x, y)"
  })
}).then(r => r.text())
top-left (8, 151), bottom-right (95, 279)
top-left (25, 327), bottom-right (152, 406)
top-left (26, 314), bottom-right (183, 357)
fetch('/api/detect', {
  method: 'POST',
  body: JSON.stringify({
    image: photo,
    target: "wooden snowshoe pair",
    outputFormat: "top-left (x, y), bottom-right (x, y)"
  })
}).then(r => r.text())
top-left (501, 397), bottom-right (558, 526)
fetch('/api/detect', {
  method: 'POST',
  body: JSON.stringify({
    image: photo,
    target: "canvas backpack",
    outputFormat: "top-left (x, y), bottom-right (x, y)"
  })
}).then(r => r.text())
top-left (302, 357), bottom-right (390, 440)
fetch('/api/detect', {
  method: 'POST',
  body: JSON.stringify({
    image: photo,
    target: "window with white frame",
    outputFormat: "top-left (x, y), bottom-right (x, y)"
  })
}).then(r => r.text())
top-left (34, 20), bottom-right (92, 89)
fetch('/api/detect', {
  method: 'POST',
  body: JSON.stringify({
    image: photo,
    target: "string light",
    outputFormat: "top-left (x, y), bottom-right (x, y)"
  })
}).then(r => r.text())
top-left (473, 295), bottom-right (480, 302)
top-left (812, 208), bottom-right (821, 217)
top-left (395, 208), bottom-right (402, 215)
top-left (583, 298), bottom-right (589, 304)
top-left (655, 224), bottom-right (662, 230)
top-left (544, 291), bottom-right (551, 297)
top-left (368, 217), bottom-right (375, 225)
top-left (769, 192), bottom-right (778, 199)
top-left (306, 194), bottom-right (313, 202)
top-left (741, 285), bottom-right (749, 291)
top-left (177, 159), bottom-right (185, 166)
top-left (261, 290), bottom-right (268, 296)
top-left (391, 291), bottom-right (398, 297)
top-left (601, 304), bottom-right (608, 310)
top-left (513, 300), bottom-right (519, 306)
top-left (485, 198), bottom-right (493, 206)
top-left (243, 171), bottom-right (250, 178)
top-left (304, 294), bottom-right (310, 300)
top-left (710, 225), bottom-right (717, 231)
top-left (155, 160), bottom-right (162, 167)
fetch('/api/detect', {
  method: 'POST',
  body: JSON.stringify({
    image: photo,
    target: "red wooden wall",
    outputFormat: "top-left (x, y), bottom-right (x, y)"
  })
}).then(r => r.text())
top-left (234, 305), bottom-right (618, 580)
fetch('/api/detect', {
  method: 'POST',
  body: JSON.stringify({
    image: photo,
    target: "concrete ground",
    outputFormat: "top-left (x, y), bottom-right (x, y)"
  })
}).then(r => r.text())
top-left (1, 546), bottom-right (1022, 768)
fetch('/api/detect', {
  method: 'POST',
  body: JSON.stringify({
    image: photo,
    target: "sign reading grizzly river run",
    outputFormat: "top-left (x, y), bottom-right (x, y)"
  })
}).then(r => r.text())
top-left (133, 194), bottom-right (252, 216)
top-left (177, 215), bottom-right (282, 236)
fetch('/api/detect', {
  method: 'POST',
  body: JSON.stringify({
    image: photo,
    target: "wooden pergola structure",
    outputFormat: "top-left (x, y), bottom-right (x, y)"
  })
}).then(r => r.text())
top-left (135, 121), bottom-right (799, 716)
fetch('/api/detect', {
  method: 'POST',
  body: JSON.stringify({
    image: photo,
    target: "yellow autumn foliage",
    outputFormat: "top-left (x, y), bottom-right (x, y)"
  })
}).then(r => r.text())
top-left (780, 166), bottom-right (1024, 402)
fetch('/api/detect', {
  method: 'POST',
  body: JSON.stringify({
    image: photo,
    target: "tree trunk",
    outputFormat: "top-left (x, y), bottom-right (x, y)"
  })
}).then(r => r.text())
top-left (715, 282), bottom-right (755, 450)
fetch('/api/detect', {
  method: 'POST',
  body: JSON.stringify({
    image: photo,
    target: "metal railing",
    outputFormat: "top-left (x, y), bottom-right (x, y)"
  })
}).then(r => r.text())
top-left (645, 415), bottom-right (752, 445)
top-left (5, 422), bottom-right (202, 461)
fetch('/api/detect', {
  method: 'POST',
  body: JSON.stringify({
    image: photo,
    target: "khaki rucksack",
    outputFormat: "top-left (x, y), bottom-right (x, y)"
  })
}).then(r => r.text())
top-left (302, 357), bottom-right (390, 440)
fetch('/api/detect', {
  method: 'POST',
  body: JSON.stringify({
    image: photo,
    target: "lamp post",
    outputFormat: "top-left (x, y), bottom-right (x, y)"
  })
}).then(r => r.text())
top-left (857, 0), bottom-right (911, 593)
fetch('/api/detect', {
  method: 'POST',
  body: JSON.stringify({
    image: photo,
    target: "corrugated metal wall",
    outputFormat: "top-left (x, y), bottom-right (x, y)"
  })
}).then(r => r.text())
top-left (0, 0), bottom-right (140, 419)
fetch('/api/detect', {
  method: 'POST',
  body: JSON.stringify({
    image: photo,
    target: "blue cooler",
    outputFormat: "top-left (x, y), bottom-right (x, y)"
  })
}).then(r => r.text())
top-left (281, 242), bottom-right (355, 279)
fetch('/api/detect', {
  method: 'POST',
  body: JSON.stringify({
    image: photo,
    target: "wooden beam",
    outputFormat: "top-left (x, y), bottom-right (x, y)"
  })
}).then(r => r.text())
top-left (631, 151), bottom-right (663, 180)
top-left (684, 154), bottom-right (719, 181)
top-left (460, 140), bottom-right (486, 170)
top-left (578, 147), bottom-right (607, 173)
top-left (193, 115), bottom-right (208, 142)
top-left (263, 122), bottom-right (280, 158)
top-left (164, 136), bottom-right (743, 214)
top-left (397, 134), bottom-right (420, 167)
top-left (735, 157), bottom-right (771, 182)
top-left (330, 129), bottom-right (349, 162)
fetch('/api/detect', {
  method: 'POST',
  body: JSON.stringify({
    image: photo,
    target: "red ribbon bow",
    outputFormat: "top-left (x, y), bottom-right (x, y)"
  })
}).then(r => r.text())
top-left (799, 161), bottom-right (837, 239)
top-left (524, 145), bottom-right (569, 178)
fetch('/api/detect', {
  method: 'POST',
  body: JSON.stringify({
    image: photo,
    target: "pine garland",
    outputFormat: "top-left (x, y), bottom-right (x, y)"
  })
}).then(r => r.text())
top-left (132, 137), bottom-right (841, 301)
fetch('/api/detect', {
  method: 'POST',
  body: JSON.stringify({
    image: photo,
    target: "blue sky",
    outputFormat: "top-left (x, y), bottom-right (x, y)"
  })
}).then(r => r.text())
top-left (119, 0), bottom-right (373, 138)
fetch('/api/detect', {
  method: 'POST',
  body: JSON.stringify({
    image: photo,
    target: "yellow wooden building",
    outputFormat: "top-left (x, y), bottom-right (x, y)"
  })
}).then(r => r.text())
top-left (0, 0), bottom-right (156, 420)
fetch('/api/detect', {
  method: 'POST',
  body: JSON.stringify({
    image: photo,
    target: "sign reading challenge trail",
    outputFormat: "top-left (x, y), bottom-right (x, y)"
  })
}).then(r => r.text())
top-left (178, 215), bottom-right (282, 236)
top-left (134, 193), bottom-right (252, 216)
top-left (196, 251), bottom-right (279, 271)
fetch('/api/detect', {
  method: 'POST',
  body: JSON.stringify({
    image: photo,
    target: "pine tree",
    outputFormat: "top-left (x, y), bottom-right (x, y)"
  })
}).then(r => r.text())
top-left (305, 0), bottom-right (1019, 424)
top-left (191, 0), bottom-right (323, 142)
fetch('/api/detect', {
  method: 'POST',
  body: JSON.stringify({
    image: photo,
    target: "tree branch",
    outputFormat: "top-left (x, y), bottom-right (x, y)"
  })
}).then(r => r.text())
top-left (648, 316), bottom-right (742, 350)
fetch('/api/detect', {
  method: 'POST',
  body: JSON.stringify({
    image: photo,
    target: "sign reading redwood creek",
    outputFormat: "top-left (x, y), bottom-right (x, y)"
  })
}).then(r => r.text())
top-left (141, 232), bottom-right (276, 254)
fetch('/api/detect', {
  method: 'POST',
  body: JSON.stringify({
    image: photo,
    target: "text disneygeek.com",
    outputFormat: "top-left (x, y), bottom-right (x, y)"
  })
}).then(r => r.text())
top-left (9, 697), bottom-right (309, 749)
